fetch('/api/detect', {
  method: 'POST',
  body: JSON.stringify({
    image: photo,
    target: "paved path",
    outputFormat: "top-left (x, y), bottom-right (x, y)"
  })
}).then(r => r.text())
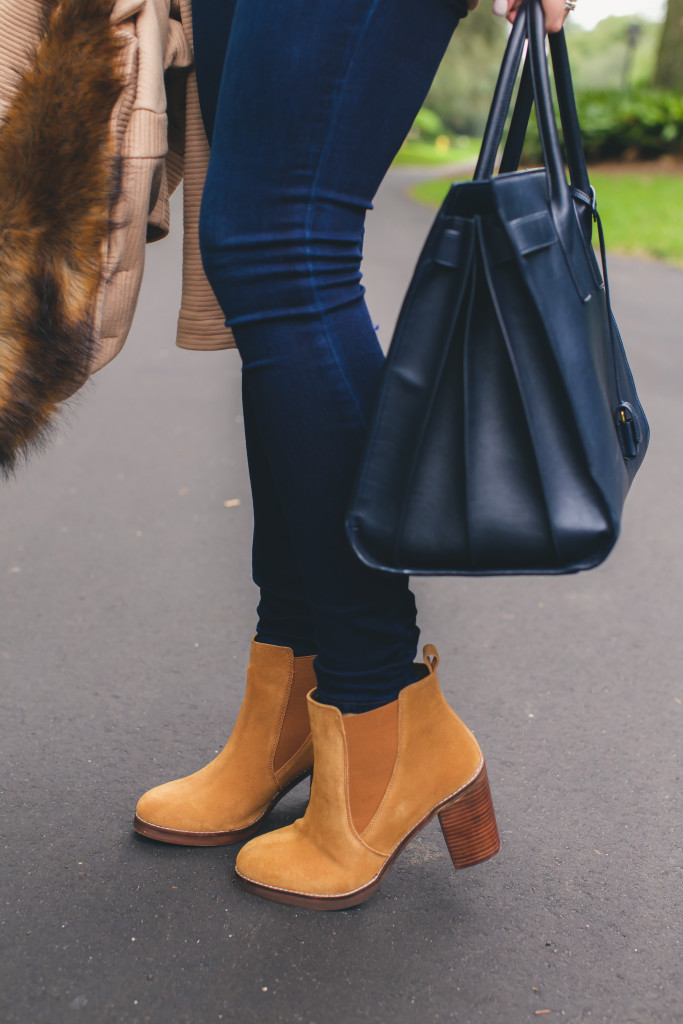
top-left (2, 170), bottom-right (681, 1024)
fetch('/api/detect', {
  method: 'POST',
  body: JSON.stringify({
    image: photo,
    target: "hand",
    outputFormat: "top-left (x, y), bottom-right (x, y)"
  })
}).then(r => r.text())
top-left (492, 0), bottom-right (569, 34)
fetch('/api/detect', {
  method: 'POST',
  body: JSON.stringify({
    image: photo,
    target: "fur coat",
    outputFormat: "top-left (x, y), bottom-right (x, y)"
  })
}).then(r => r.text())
top-left (0, 0), bottom-right (235, 475)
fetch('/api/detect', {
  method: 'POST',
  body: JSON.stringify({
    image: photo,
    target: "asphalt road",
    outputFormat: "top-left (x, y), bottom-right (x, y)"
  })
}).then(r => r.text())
top-left (1, 170), bottom-right (681, 1024)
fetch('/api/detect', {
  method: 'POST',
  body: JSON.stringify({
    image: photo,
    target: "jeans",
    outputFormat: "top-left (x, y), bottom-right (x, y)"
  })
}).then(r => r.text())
top-left (192, 0), bottom-right (467, 712)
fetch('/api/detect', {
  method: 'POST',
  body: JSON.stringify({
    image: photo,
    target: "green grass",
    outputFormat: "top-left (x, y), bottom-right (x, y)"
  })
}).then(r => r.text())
top-left (410, 170), bottom-right (683, 266)
top-left (392, 137), bottom-right (481, 167)
top-left (589, 172), bottom-right (683, 265)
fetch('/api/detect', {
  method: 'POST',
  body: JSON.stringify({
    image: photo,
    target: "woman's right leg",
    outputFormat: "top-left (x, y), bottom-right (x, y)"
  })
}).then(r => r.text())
top-left (242, 375), bottom-right (317, 656)
top-left (193, 0), bottom-right (317, 657)
top-left (133, 4), bottom-right (317, 846)
top-left (194, 0), bottom-right (317, 657)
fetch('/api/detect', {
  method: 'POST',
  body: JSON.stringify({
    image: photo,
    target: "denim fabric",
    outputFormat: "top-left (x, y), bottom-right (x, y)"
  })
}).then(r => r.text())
top-left (192, 0), bottom-right (467, 712)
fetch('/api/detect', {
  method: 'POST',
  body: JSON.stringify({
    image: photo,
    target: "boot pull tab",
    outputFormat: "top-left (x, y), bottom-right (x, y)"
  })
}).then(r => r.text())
top-left (423, 644), bottom-right (440, 673)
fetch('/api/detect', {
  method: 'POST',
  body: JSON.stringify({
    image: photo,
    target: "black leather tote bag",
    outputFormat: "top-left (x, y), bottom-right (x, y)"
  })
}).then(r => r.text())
top-left (345, 0), bottom-right (649, 576)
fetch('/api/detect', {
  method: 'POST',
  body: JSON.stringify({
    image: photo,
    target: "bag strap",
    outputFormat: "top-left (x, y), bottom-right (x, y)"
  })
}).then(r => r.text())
top-left (474, 7), bottom-right (528, 181)
top-left (547, 29), bottom-right (591, 195)
top-left (528, 0), bottom-right (568, 214)
top-left (500, 27), bottom-right (591, 196)
top-left (473, 4), bottom-right (638, 441)
top-left (499, 56), bottom-right (533, 175)
top-left (475, 0), bottom-right (590, 208)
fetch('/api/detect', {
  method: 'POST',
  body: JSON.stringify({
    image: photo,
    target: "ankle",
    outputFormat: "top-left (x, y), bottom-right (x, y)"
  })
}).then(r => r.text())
top-left (314, 662), bottom-right (429, 715)
top-left (254, 632), bottom-right (317, 658)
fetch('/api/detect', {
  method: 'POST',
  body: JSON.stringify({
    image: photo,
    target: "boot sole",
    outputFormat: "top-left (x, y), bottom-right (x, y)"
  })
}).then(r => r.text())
top-left (234, 761), bottom-right (500, 909)
top-left (133, 769), bottom-right (312, 847)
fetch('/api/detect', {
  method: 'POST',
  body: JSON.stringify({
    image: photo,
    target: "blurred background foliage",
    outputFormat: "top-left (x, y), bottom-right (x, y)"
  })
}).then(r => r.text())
top-left (401, 0), bottom-right (682, 164)
top-left (425, 6), bottom-right (509, 140)
top-left (403, 1), bottom-right (683, 265)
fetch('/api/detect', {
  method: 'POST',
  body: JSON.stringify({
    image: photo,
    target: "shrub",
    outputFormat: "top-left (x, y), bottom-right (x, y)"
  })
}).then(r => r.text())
top-left (410, 107), bottom-right (449, 143)
top-left (521, 88), bottom-right (683, 163)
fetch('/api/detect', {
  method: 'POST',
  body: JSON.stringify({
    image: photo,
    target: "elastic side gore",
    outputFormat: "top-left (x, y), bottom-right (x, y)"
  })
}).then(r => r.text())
top-left (344, 701), bottom-right (399, 836)
top-left (273, 657), bottom-right (316, 774)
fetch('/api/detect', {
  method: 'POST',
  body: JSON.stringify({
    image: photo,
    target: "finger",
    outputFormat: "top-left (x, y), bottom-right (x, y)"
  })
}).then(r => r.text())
top-left (544, 0), bottom-right (570, 32)
top-left (505, 0), bottom-right (523, 23)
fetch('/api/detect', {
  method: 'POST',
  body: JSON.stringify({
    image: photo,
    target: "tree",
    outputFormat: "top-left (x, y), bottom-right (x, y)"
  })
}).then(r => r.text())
top-left (564, 17), bottom-right (660, 92)
top-left (654, 0), bottom-right (683, 91)
top-left (426, 6), bottom-right (508, 138)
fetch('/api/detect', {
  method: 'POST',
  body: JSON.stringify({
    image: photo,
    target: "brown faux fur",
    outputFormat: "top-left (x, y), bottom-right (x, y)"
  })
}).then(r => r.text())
top-left (0, 0), bottom-right (126, 475)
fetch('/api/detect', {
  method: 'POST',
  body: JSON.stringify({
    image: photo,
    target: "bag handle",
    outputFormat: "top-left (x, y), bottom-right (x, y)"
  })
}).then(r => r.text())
top-left (498, 55), bottom-right (534, 175)
top-left (475, 0), bottom-right (591, 210)
top-left (529, 0), bottom-right (570, 215)
top-left (474, 6), bottom-right (529, 181)
top-left (500, 29), bottom-right (590, 196)
top-left (486, 5), bottom-right (630, 413)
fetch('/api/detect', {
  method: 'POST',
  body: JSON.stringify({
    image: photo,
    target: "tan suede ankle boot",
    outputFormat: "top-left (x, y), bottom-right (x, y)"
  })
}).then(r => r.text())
top-left (133, 639), bottom-right (316, 846)
top-left (234, 644), bottom-right (499, 909)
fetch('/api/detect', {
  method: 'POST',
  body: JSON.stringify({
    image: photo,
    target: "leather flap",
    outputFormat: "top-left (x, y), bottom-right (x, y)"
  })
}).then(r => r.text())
top-left (507, 210), bottom-right (557, 256)
top-left (432, 226), bottom-right (468, 268)
top-left (492, 172), bottom-right (594, 302)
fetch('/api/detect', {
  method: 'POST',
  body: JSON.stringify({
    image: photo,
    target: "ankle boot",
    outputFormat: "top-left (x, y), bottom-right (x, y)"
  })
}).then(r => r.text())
top-left (133, 639), bottom-right (316, 846)
top-left (234, 644), bottom-right (499, 909)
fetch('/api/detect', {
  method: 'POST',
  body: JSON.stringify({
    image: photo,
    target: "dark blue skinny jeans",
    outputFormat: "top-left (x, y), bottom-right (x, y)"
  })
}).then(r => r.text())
top-left (192, 0), bottom-right (468, 712)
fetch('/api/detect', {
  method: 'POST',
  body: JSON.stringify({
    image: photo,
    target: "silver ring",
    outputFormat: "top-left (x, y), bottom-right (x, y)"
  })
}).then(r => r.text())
top-left (564, 0), bottom-right (577, 10)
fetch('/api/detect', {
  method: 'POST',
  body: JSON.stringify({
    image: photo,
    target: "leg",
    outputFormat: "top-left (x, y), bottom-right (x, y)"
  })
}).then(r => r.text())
top-left (243, 374), bottom-right (316, 655)
top-left (198, 0), bottom-right (469, 711)
top-left (193, 0), bottom-right (317, 657)
top-left (236, 646), bottom-right (501, 908)
top-left (132, 2), bottom-right (319, 846)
